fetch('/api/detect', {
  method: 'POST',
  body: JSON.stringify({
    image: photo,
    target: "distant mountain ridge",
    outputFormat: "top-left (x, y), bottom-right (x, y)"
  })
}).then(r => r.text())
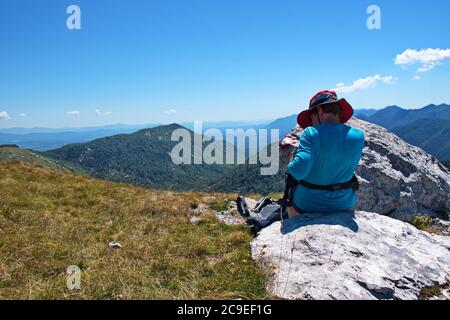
top-left (354, 103), bottom-right (450, 160)
top-left (43, 124), bottom-right (237, 191)
top-left (0, 120), bottom-right (270, 151)
top-left (392, 118), bottom-right (450, 160)
top-left (353, 108), bottom-right (379, 118)
top-left (0, 123), bottom-right (160, 135)
top-left (221, 104), bottom-right (450, 192)
top-left (0, 123), bottom-right (162, 151)
top-left (4, 103), bottom-right (449, 177)
top-left (260, 104), bottom-right (450, 161)
top-left (356, 103), bottom-right (450, 129)
top-left (0, 129), bottom-right (146, 151)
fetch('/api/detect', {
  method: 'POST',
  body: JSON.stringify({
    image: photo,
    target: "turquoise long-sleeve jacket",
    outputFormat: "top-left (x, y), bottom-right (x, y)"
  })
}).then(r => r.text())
top-left (287, 123), bottom-right (365, 212)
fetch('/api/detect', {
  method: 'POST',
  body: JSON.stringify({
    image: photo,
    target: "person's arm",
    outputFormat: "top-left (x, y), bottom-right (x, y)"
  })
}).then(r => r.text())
top-left (287, 128), bottom-right (314, 181)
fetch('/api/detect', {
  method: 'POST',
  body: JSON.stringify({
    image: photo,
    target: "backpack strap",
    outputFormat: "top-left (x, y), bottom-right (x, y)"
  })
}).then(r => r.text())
top-left (282, 173), bottom-right (300, 210)
top-left (299, 175), bottom-right (359, 192)
top-left (281, 173), bottom-right (359, 214)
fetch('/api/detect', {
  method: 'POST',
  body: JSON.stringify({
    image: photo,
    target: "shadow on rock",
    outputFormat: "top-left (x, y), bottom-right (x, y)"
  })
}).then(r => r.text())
top-left (281, 210), bottom-right (359, 235)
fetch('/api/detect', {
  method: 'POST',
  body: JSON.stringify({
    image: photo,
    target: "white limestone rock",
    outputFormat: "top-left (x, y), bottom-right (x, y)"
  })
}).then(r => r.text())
top-left (349, 119), bottom-right (450, 221)
top-left (251, 210), bottom-right (450, 300)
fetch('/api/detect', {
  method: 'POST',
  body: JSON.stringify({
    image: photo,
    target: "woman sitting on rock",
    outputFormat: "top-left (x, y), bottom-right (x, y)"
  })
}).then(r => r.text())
top-left (238, 90), bottom-right (365, 234)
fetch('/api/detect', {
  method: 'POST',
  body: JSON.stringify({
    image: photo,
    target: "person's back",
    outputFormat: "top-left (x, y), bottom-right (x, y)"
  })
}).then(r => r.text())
top-left (237, 90), bottom-right (366, 232)
top-left (288, 123), bottom-right (365, 212)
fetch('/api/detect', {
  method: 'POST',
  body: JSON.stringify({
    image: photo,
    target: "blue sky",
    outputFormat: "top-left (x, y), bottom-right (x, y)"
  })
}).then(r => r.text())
top-left (0, 0), bottom-right (450, 128)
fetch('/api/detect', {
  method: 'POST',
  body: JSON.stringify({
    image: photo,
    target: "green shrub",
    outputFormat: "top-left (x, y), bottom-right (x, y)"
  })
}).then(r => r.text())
top-left (419, 284), bottom-right (443, 300)
top-left (412, 215), bottom-right (438, 234)
top-left (209, 200), bottom-right (230, 212)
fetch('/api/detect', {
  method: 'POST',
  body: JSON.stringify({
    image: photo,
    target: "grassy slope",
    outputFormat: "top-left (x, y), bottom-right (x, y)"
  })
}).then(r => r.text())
top-left (0, 146), bottom-right (85, 173)
top-left (0, 160), bottom-right (268, 299)
top-left (0, 146), bottom-right (63, 168)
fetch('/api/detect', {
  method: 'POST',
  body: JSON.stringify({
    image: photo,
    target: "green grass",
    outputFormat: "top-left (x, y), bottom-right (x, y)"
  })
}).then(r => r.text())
top-left (208, 200), bottom-right (231, 212)
top-left (419, 283), bottom-right (449, 300)
top-left (0, 160), bottom-right (269, 299)
top-left (411, 215), bottom-right (439, 234)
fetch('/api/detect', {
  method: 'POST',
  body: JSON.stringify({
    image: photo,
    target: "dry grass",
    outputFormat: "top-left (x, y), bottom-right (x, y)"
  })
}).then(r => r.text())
top-left (245, 193), bottom-right (283, 201)
top-left (0, 160), bottom-right (269, 300)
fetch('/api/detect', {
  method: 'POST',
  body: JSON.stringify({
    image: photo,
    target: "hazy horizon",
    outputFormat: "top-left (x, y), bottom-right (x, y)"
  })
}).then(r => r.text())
top-left (1, 102), bottom-right (449, 130)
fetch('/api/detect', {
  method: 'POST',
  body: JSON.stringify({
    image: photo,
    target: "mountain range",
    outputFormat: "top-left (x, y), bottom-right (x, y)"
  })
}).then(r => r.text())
top-left (0, 124), bottom-right (159, 151)
top-left (5, 116), bottom-right (448, 219)
top-left (392, 118), bottom-right (450, 160)
top-left (2, 104), bottom-right (448, 161)
top-left (2, 103), bottom-right (449, 195)
top-left (268, 103), bottom-right (450, 161)
top-left (0, 120), bottom-right (269, 151)
top-left (355, 103), bottom-right (450, 160)
top-left (43, 124), bottom-right (237, 191)
top-left (14, 102), bottom-right (441, 194)
top-left (0, 129), bottom-right (144, 151)
top-left (355, 104), bottom-right (450, 130)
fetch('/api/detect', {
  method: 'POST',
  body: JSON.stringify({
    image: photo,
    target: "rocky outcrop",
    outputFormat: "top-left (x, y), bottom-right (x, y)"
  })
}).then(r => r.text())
top-left (244, 118), bottom-right (450, 300)
top-left (250, 210), bottom-right (450, 300)
top-left (350, 119), bottom-right (450, 221)
top-left (280, 118), bottom-right (450, 221)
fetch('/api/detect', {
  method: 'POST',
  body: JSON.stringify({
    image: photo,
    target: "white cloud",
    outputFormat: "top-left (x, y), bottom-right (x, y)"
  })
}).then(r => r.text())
top-left (95, 108), bottom-right (112, 116)
top-left (165, 108), bottom-right (177, 115)
top-left (413, 75), bottom-right (421, 81)
top-left (66, 110), bottom-right (80, 116)
top-left (333, 75), bottom-right (397, 94)
top-left (395, 48), bottom-right (450, 73)
top-left (0, 111), bottom-right (10, 120)
top-left (417, 64), bottom-right (436, 73)
top-left (19, 113), bottom-right (27, 117)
